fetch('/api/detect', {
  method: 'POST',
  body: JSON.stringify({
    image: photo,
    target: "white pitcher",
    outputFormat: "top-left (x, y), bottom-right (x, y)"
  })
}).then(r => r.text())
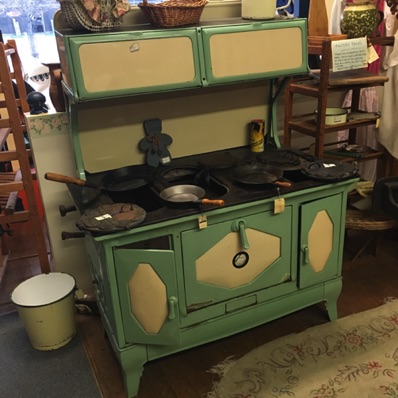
top-left (242, 0), bottom-right (293, 20)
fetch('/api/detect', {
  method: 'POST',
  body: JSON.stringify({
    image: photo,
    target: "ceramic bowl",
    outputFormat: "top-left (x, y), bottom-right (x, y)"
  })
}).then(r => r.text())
top-left (314, 108), bottom-right (348, 125)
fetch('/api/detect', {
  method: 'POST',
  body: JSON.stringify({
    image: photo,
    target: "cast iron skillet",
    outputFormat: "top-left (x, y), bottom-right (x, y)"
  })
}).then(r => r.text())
top-left (45, 165), bottom-right (157, 193)
top-left (231, 164), bottom-right (292, 188)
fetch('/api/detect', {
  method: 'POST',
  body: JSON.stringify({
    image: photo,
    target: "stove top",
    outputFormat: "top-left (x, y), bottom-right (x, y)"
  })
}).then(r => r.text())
top-left (67, 147), bottom-right (326, 231)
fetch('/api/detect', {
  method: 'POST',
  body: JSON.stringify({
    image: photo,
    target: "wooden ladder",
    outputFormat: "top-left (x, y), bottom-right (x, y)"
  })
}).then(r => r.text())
top-left (0, 39), bottom-right (50, 283)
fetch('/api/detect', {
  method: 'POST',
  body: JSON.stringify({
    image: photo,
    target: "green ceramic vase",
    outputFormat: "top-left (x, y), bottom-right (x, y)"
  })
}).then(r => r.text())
top-left (340, 2), bottom-right (383, 39)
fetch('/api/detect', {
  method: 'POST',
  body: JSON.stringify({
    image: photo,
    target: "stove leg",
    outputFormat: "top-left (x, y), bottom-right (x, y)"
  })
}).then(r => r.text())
top-left (119, 345), bottom-right (148, 398)
top-left (324, 279), bottom-right (343, 321)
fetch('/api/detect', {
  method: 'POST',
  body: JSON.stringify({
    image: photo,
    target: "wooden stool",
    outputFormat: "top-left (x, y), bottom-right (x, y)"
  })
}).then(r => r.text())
top-left (345, 208), bottom-right (396, 263)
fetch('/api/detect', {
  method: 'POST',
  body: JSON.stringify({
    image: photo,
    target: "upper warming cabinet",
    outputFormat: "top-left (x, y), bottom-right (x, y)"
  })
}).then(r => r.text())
top-left (55, 18), bottom-right (308, 102)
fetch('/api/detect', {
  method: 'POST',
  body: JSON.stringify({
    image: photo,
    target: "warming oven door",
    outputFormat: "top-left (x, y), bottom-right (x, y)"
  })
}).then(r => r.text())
top-left (64, 30), bottom-right (201, 100)
top-left (181, 205), bottom-right (293, 314)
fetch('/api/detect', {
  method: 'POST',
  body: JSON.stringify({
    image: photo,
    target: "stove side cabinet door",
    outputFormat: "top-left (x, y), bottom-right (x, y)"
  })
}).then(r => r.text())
top-left (114, 248), bottom-right (181, 346)
top-left (299, 193), bottom-right (344, 288)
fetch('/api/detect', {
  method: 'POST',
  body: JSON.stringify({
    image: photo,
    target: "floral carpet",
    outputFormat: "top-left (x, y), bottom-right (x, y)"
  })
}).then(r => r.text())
top-left (207, 299), bottom-right (398, 398)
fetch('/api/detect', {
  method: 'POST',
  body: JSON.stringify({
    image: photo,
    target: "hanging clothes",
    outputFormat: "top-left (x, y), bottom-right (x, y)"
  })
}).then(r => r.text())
top-left (368, 0), bottom-right (386, 74)
top-left (340, 88), bottom-right (380, 181)
top-left (330, 0), bottom-right (386, 181)
top-left (378, 7), bottom-right (398, 159)
top-left (329, 0), bottom-right (346, 34)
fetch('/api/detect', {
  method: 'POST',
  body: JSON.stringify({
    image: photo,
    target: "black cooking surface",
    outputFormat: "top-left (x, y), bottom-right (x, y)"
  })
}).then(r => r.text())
top-left (67, 147), bottom-right (332, 229)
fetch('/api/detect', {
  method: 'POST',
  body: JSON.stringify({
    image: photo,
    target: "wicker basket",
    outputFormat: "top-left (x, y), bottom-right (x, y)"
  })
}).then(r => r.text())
top-left (138, 0), bottom-right (208, 28)
top-left (346, 209), bottom-right (397, 231)
top-left (58, 0), bottom-right (127, 31)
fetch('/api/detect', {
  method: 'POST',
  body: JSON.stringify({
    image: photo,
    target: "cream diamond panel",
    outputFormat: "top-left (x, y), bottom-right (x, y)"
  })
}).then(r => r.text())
top-left (196, 229), bottom-right (280, 288)
top-left (129, 263), bottom-right (168, 334)
top-left (308, 210), bottom-right (333, 273)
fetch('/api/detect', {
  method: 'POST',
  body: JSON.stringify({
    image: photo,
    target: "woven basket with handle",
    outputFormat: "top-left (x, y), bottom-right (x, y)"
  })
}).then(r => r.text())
top-left (138, 0), bottom-right (208, 28)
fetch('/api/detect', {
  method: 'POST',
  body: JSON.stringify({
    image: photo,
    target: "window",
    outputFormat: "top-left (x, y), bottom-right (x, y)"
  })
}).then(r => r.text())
top-left (0, 0), bottom-right (60, 88)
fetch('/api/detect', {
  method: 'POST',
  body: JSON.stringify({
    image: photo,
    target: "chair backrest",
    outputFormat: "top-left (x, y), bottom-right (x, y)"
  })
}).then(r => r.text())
top-left (0, 40), bottom-right (30, 114)
top-left (0, 41), bottom-right (30, 186)
top-left (308, 0), bottom-right (329, 37)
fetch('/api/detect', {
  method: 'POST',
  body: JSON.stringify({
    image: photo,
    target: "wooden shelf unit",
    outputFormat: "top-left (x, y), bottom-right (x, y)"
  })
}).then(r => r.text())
top-left (0, 40), bottom-right (50, 284)
top-left (284, 36), bottom-right (394, 168)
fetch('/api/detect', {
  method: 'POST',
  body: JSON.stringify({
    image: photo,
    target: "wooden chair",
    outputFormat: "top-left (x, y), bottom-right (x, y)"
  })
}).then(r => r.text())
top-left (283, 37), bottom-right (391, 159)
top-left (0, 40), bottom-right (50, 284)
top-left (284, 0), bottom-right (394, 171)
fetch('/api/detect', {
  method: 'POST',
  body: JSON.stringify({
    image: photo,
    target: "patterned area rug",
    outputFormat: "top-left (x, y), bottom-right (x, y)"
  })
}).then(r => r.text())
top-left (207, 299), bottom-right (398, 398)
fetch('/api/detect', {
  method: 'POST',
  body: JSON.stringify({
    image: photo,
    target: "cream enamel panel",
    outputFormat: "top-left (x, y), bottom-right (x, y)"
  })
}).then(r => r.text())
top-left (26, 112), bottom-right (93, 295)
top-left (209, 27), bottom-right (303, 78)
top-left (78, 37), bottom-right (195, 92)
top-left (196, 229), bottom-right (280, 288)
top-left (77, 82), bottom-right (269, 173)
top-left (129, 263), bottom-right (168, 334)
top-left (308, 210), bottom-right (333, 273)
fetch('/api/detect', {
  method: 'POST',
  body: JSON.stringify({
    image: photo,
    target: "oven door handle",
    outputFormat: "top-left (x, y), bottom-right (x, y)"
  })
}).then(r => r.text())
top-left (301, 245), bottom-right (309, 265)
top-left (168, 296), bottom-right (178, 320)
top-left (231, 220), bottom-right (250, 250)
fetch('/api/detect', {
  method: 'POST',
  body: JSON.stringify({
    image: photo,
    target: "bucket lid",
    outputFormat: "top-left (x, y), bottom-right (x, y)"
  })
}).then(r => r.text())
top-left (11, 273), bottom-right (76, 307)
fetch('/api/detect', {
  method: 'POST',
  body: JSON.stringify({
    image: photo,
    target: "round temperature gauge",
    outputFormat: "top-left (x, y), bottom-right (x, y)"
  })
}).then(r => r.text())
top-left (232, 251), bottom-right (249, 268)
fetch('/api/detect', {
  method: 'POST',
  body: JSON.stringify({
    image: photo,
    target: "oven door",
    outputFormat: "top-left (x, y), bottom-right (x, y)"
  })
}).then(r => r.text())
top-left (181, 205), bottom-right (293, 315)
top-left (299, 193), bottom-right (344, 288)
top-left (114, 248), bottom-right (181, 346)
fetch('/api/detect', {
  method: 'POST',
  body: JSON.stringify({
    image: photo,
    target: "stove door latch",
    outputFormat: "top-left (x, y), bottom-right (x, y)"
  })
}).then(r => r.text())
top-left (168, 296), bottom-right (178, 320)
top-left (231, 220), bottom-right (250, 250)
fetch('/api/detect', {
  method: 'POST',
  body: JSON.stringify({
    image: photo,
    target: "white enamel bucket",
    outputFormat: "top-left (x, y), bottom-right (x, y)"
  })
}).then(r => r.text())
top-left (11, 272), bottom-right (77, 351)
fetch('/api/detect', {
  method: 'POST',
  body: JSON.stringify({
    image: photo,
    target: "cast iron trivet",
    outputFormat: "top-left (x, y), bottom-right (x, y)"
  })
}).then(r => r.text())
top-left (77, 203), bottom-right (146, 234)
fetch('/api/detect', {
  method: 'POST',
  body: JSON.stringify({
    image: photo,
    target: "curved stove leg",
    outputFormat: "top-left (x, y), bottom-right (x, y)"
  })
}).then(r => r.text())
top-left (119, 344), bottom-right (148, 398)
top-left (324, 278), bottom-right (343, 321)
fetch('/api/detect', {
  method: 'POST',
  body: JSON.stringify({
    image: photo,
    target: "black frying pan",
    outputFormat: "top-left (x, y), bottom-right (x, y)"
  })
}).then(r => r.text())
top-left (45, 165), bottom-right (156, 193)
top-left (232, 164), bottom-right (292, 188)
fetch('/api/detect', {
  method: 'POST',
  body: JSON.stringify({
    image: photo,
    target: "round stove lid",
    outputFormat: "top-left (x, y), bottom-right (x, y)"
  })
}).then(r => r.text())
top-left (161, 165), bottom-right (201, 181)
top-left (257, 149), bottom-right (307, 171)
top-left (301, 161), bottom-right (359, 182)
top-left (199, 152), bottom-right (237, 169)
top-left (77, 203), bottom-right (146, 234)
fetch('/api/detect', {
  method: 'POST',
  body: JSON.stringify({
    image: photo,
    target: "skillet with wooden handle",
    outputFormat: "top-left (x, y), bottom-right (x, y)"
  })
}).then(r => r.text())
top-left (231, 164), bottom-right (292, 188)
